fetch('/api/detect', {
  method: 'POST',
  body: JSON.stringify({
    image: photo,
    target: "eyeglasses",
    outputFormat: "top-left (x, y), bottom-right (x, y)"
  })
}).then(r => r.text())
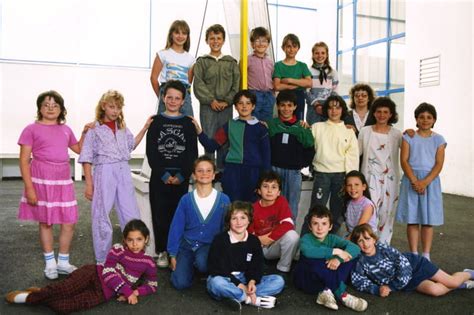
top-left (255, 39), bottom-right (269, 44)
top-left (354, 93), bottom-right (368, 98)
top-left (328, 104), bottom-right (342, 109)
top-left (41, 103), bottom-right (60, 110)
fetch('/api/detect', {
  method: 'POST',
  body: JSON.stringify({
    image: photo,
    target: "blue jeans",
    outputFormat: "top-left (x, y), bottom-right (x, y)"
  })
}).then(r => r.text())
top-left (171, 240), bottom-right (210, 290)
top-left (302, 171), bottom-right (345, 234)
top-left (272, 166), bottom-right (302, 221)
top-left (294, 89), bottom-right (306, 121)
top-left (158, 87), bottom-right (194, 117)
top-left (207, 273), bottom-right (284, 302)
top-left (250, 90), bottom-right (275, 122)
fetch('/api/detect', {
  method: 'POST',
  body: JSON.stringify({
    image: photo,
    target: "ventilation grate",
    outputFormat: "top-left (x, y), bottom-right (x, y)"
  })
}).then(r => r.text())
top-left (419, 55), bottom-right (440, 87)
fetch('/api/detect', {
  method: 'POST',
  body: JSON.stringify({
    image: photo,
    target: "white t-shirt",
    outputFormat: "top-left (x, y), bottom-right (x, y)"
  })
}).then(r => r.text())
top-left (158, 48), bottom-right (195, 86)
top-left (193, 188), bottom-right (218, 221)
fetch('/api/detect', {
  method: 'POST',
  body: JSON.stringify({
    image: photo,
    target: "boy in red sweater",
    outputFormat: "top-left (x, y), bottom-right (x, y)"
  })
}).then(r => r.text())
top-left (249, 171), bottom-right (299, 273)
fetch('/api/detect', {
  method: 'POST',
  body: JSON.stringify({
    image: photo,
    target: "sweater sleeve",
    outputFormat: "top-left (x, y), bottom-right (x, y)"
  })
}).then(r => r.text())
top-left (193, 58), bottom-right (214, 105)
top-left (345, 129), bottom-right (360, 172)
top-left (384, 245), bottom-right (412, 291)
top-left (167, 196), bottom-right (188, 257)
top-left (300, 234), bottom-right (333, 259)
top-left (198, 125), bottom-right (228, 153)
top-left (332, 235), bottom-right (361, 260)
top-left (136, 257), bottom-right (158, 296)
top-left (268, 197), bottom-right (294, 241)
top-left (244, 236), bottom-right (264, 284)
top-left (259, 125), bottom-right (271, 170)
top-left (102, 245), bottom-right (134, 298)
top-left (225, 61), bottom-right (241, 106)
top-left (351, 259), bottom-right (380, 296)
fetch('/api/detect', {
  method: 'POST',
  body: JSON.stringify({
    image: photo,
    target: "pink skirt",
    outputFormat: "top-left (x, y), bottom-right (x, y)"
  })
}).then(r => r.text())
top-left (18, 159), bottom-right (78, 225)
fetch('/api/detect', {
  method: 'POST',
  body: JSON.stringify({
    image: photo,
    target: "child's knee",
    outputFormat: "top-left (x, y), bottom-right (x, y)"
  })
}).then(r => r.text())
top-left (171, 272), bottom-right (193, 291)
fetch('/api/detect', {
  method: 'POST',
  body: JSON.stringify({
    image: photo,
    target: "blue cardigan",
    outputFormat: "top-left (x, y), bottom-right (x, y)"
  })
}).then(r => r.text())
top-left (167, 189), bottom-right (230, 257)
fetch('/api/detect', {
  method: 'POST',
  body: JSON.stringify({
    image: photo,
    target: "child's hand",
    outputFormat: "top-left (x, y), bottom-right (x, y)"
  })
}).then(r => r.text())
top-left (189, 117), bottom-right (203, 134)
top-left (25, 187), bottom-right (38, 205)
top-left (117, 295), bottom-right (127, 302)
top-left (346, 124), bottom-right (357, 132)
top-left (169, 257), bottom-right (177, 271)
top-left (217, 101), bottom-right (228, 111)
top-left (334, 249), bottom-right (352, 262)
top-left (326, 258), bottom-right (341, 270)
top-left (281, 78), bottom-right (294, 85)
top-left (85, 183), bottom-right (94, 201)
top-left (258, 233), bottom-right (274, 247)
top-left (166, 176), bottom-right (180, 185)
top-left (379, 285), bottom-right (391, 297)
top-left (247, 280), bottom-right (256, 295)
top-left (403, 129), bottom-right (416, 138)
top-left (259, 121), bottom-right (268, 128)
top-left (210, 100), bottom-right (222, 112)
top-left (144, 116), bottom-right (154, 129)
top-left (299, 120), bottom-right (310, 128)
top-left (82, 121), bottom-right (96, 135)
top-left (127, 294), bottom-right (138, 305)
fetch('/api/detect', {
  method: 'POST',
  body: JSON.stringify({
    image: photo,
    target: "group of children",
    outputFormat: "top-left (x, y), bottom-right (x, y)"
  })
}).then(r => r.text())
top-left (6, 20), bottom-right (474, 313)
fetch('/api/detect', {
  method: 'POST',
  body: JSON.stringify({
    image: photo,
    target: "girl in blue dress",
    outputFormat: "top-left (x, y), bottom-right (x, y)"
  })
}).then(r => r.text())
top-left (396, 103), bottom-right (446, 261)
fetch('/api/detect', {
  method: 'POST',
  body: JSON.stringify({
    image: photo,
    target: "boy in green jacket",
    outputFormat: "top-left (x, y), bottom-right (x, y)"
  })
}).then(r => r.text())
top-left (193, 24), bottom-right (240, 173)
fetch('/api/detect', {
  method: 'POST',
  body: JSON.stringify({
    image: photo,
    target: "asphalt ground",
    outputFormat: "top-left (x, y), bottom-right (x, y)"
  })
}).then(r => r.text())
top-left (1, 180), bottom-right (473, 314)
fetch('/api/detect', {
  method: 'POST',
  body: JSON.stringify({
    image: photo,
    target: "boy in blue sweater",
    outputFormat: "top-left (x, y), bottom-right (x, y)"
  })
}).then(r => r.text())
top-left (293, 205), bottom-right (367, 312)
top-left (167, 156), bottom-right (230, 290)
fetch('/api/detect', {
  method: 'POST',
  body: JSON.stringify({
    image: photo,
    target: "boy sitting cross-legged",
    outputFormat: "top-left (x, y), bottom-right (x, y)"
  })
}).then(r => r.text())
top-left (248, 171), bottom-right (299, 274)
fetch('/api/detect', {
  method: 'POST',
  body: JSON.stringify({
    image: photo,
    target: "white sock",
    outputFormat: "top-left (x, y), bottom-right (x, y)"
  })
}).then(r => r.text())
top-left (422, 252), bottom-right (430, 261)
top-left (58, 253), bottom-right (70, 267)
top-left (44, 251), bottom-right (56, 269)
top-left (14, 292), bottom-right (29, 303)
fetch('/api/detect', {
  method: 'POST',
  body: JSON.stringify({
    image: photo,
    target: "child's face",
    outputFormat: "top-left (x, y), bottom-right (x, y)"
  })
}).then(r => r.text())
top-left (229, 210), bottom-right (250, 235)
top-left (345, 176), bottom-right (366, 201)
top-left (282, 41), bottom-right (299, 59)
top-left (125, 230), bottom-right (148, 254)
top-left (373, 106), bottom-right (393, 125)
top-left (416, 111), bottom-right (436, 131)
top-left (102, 102), bottom-right (122, 122)
top-left (172, 29), bottom-right (188, 47)
top-left (39, 96), bottom-right (61, 122)
top-left (309, 216), bottom-right (332, 240)
top-left (327, 100), bottom-right (343, 122)
top-left (206, 31), bottom-right (224, 55)
top-left (235, 95), bottom-right (255, 120)
top-left (251, 36), bottom-right (269, 55)
top-left (193, 161), bottom-right (215, 184)
top-left (257, 180), bottom-right (280, 203)
top-left (312, 46), bottom-right (328, 64)
top-left (164, 88), bottom-right (185, 113)
top-left (354, 90), bottom-right (369, 109)
top-left (356, 232), bottom-right (377, 256)
top-left (277, 101), bottom-right (297, 120)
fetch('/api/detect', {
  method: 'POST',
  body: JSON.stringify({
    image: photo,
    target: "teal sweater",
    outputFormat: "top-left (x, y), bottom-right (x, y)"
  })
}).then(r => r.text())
top-left (300, 233), bottom-right (360, 263)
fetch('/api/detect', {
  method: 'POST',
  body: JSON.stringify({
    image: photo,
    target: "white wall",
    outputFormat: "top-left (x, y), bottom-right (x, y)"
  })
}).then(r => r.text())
top-left (404, 0), bottom-right (473, 197)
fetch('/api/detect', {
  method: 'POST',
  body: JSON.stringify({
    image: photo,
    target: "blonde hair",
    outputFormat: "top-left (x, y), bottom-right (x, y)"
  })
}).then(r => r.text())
top-left (95, 90), bottom-right (126, 129)
top-left (311, 42), bottom-right (332, 71)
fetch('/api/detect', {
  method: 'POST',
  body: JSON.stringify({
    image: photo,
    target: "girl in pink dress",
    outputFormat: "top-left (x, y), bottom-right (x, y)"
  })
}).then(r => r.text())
top-left (18, 90), bottom-right (83, 280)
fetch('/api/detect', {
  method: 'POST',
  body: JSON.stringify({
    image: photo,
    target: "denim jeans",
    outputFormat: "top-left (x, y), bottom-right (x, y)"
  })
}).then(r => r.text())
top-left (302, 171), bottom-right (345, 235)
top-left (207, 273), bottom-right (284, 302)
top-left (250, 90), bottom-right (275, 122)
top-left (171, 240), bottom-right (210, 290)
top-left (294, 89), bottom-right (306, 121)
top-left (158, 87), bottom-right (194, 117)
top-left (272, 166), bottom-right (302, 221)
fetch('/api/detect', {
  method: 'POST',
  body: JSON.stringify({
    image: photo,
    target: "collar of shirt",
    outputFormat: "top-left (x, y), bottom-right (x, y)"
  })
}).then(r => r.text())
top-left (206, 53), bottom-right (224, 61)
top-left (228, 230), bottom-right (249, 243)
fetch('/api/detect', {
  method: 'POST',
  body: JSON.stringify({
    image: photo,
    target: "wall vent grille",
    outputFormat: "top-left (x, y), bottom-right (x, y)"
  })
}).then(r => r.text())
top-left (419, 55), bottom-right (440, 87)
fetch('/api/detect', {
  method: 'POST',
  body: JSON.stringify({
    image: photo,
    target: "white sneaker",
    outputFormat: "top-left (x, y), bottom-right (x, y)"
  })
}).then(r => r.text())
top-left (157, 251), bottom-right (169, 268)
top-left (253, 296), bottom-right (277, 309)
top-left (44, 267), bottom-right (58, 280)
top-left (341, 293), bottom-right (368, 312)
top-left (57, 264), bottom-right (78, 275)
top-left (316, 289), bottom-right (338, 310)
top-left (464, 280), bottom-right (474, 289)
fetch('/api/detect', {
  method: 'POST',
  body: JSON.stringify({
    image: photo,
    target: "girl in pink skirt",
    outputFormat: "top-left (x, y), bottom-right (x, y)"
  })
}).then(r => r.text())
top-left (18, 90), bottom-right (84, 280)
